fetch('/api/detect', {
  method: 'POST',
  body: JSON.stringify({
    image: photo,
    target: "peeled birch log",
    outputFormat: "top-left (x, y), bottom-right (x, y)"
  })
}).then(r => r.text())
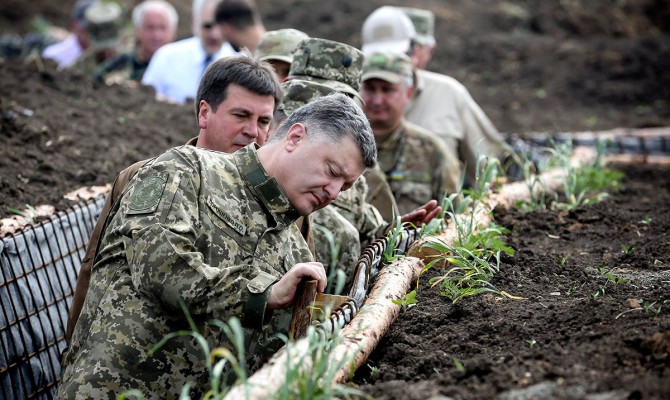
top-left (223, 257), bottom-right (423, 399)
top-left (224, 146), bottom-right (600, 398)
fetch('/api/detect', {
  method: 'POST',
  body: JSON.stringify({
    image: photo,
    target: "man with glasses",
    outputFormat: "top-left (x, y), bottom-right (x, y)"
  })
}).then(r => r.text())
top-left (142, 0), bottom-right (236, 104)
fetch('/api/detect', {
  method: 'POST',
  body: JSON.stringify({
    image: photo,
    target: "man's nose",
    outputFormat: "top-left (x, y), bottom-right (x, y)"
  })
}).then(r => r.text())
top-left (244, 120), bottom-right (259, 138)
top-left (324, 179), bottom-right (345, 200)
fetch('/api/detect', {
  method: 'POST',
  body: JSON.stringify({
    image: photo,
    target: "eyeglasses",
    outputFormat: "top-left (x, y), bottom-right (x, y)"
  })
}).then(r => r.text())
top-left (201, 21), bottom-right (215, 29)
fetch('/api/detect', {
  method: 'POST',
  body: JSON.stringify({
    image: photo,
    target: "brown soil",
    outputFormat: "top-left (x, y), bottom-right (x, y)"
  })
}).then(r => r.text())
top-left (353, 163), bottom-right (670, 399)
top-left (1, 1), bottom-right (669, 399)
top-left (2, 0), bottom-right (670, 214)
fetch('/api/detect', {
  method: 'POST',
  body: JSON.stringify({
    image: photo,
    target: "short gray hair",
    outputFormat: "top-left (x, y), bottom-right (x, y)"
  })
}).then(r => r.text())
top-left (269, 93), bottom-right (377, 169)
top-left (133, 0), bottom-right (179, 30)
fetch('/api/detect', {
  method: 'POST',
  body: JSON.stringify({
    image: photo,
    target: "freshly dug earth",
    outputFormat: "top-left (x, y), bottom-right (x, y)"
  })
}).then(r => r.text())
top-left (354, 163), bottom-right (670, 399)
top-left (1, 0), bottom-right (670, 214)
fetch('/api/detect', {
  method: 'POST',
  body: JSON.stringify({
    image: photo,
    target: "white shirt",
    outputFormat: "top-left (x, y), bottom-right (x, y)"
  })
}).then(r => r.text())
top-left (42, 34), bottom-right (83, 69)
top-left (141, 36), bottom-right (236, 104)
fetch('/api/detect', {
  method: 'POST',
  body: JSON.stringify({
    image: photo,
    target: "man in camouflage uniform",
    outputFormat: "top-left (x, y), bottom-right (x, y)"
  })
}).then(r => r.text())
top-left (93, 0), bottom-right (178, 85)
top-left (64, 55), bottom-right (282, 347)
top-left (70, 1), bottom-right (123, 76)
top-left (57, 93), bottom-right (376, 399)
top-left (277, 80), bottom-right (361, 293)
top-left (361, 51), bottom-right (460, 214)
top-left (362, 6), bottom-right (506, 183)
top-left (286, 37), bottom-right (399, 231)
top-left (255, 28), bottom-right (309, 81)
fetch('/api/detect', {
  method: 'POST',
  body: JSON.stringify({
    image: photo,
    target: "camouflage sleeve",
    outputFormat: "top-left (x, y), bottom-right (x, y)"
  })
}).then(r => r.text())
top-left (119, 149), bottom-right (272, 328)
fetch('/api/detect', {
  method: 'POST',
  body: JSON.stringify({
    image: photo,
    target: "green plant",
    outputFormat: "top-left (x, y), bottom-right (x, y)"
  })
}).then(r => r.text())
top-left (453, 358), bottom-right (465, 372)
top-left (392, 289), bottom-right (418, 311)
top-left (639, 216), bottom-right (652, 225)
top-left (555, 256), bottom-right (569, 266)
top-left (120, 301), bottom-right (249, 400)
top-left (621, 243), bottom-right (635, 254)
top-left (313, 223), bottom-right (346, 294)
top-left (6, 204), bottom-right (36, 220)
top-left (524, 339), bottom-right (537, 348)
top-left (383, 216), bottom-right (406, 263)
top-left (274, 326), bottom-right (366, 400)
top-left (421, 223), bottom-right (516, 303)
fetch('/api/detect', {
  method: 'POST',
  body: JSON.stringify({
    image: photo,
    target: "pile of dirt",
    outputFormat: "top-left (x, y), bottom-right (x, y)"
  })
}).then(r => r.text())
top-left (354, 162), bottom-right (670, 399)
top-left (1, 0), bottom-right (669, 215)
top-left (0, 1), bottom-right (668, 398)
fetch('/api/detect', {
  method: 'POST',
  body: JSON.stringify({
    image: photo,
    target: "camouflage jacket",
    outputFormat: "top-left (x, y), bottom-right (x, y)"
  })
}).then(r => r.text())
top-left (331, 174), bottom-right (388, 249)
top-left (377, 119), bottom-right (460, 214)
top-left (311, 206), bottom-right (361, 294)
top-left (93, 51), bottom-right (149, 84)
top-left (58, 144), bottom-right (312, 399)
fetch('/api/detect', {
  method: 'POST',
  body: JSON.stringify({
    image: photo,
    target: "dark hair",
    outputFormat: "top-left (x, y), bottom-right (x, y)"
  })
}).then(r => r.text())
top-left (214, 0), bottom-right (261, 31)
top-left (195, 54), bottom-right (283, 118)
top-left (269, 93), bottom-right (377, 169)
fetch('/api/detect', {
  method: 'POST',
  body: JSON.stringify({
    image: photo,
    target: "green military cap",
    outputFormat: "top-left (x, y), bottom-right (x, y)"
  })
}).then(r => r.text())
top-left (279, 79), bottom-right (337, 116)
top-left (85, 1), bottom-right (122, 51)
top-left (288, 37), bottom-right (364, 100)
top-left (400, 7), bottom-right (436, 46)
top-left (362, 51), bottom-right (413, 85)
top-left (256, 28), bottom-right (309, 63)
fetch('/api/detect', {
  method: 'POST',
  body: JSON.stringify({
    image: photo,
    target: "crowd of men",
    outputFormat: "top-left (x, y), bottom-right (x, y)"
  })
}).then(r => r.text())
top-left (32, 0), bottom-right (515, 398)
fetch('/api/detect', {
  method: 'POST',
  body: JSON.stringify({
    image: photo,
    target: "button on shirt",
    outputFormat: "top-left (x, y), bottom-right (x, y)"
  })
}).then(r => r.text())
top-left (142, 36), bottom-right (236, 104)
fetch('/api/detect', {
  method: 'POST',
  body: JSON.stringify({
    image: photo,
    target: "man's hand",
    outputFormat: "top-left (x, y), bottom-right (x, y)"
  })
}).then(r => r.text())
top-left (267, 262), bottom-right (327, 310)
top-left (400, 199), bottom-right (442, 226)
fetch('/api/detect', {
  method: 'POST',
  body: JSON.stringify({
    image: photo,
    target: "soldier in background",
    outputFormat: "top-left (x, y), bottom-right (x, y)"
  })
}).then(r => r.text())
top-left (362, 6), bottom-right (506, 183)
top-left (93, 0), bottom-right (178, 85)
top-left (41, 0), bottom-right (97, 69)
top-left (361, 51), bottom-right (460, 214)
top-left (255, 28), bottom-right (309, 81)
top-left (70, 1), bottom-right (123, 75)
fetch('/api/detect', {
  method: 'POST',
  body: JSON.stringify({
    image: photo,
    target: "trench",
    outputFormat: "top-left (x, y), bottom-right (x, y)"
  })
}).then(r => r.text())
top-left (0, 128), bottom-right (669, 399)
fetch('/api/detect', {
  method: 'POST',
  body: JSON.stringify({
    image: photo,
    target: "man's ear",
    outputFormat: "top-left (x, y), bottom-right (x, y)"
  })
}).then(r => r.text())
top-left (198, 100), bottom-right (211, 129)
top-left (285, 123), bottom-right (306, 152)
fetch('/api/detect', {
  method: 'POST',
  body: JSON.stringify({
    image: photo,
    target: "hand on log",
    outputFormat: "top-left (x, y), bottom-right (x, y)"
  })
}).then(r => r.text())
top-left (267, 262), bottom-right (327, 310)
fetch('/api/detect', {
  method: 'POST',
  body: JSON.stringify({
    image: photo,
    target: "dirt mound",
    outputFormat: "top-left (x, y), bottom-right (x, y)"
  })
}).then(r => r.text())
top-left (0, 60), bottom-right (194, 214)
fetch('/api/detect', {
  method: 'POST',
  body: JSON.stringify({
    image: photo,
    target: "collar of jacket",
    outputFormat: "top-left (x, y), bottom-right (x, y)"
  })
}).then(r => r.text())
top-left (234, 144), bottom-right (300, 227)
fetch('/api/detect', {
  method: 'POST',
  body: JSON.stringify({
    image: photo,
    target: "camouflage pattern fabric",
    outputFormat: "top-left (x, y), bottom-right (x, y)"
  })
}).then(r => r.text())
top-left (280, 79), bottom-right (337, 116)
top-left (288, 37), bottom-right (364, 99)
top-left (93, 51), bottom-right (150, 84)
top-left (363, 165), bottom-right (399, 222)
top-left (377, 119), bottom-right (460, 214)
top-left (255, 28), bottom-right (309, 63)
top-left (331, 175), bottom-right (387, 249)
top-left (400, 7), bottom-right (436, 45)
top-left (311, 206), bottom-right (361, 293)
top-left (58, 144), bottom-right (312, 399)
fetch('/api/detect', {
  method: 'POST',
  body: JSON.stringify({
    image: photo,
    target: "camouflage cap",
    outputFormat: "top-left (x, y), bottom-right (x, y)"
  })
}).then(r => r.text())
top-left (400, 7), bottom-right (436, 46)
top-left (288, 37), bottom-right (364, 99)
top-left (362, 52), bottom-right (413, 85)
top-left (279, 80), bottom-right (337, 116)
top-left (85, 1), bottom-right (122, 51)
top-left (256, 29), bottom-right (309, 63)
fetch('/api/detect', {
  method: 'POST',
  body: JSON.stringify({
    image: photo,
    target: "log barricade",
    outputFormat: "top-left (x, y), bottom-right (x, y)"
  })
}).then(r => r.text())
top-left (1, 126), bottom-right (670, 399)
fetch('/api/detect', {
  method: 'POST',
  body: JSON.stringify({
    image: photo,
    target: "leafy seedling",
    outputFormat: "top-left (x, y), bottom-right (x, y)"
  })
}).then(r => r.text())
top-left (525, 339), bottom-right (537, 348)
top-left (392, 289), bottom-right (418, 311)
top-left (621, 244), bottom-right (635, 254)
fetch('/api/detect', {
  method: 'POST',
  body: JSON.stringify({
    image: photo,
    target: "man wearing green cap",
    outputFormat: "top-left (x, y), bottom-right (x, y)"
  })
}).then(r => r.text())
top-left (361, 51), bottom-right (459, 214)
top-left (362, 6), bottom-right (507, 184)
top-left (255, 28), bottom-right (309, 81)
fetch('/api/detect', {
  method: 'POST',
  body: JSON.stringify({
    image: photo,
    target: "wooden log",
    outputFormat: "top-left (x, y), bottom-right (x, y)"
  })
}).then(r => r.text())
top-left (289, 279), bottom-right (317, 339)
